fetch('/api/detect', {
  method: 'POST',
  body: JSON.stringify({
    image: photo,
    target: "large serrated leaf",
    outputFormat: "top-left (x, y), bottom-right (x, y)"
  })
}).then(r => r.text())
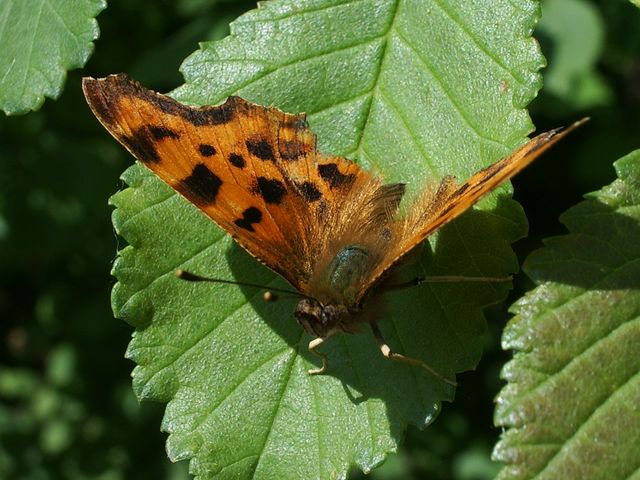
top-left (110, 1), bottom-right (544, 478)
top-left (493, 151), bottom-right (640, 479)
top-left (0, 0), bottom-right (105, 115)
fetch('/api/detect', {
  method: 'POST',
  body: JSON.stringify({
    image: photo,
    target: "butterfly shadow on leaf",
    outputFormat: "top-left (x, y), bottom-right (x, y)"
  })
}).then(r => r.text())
top-left (224, 193), bottom-right (519, 425)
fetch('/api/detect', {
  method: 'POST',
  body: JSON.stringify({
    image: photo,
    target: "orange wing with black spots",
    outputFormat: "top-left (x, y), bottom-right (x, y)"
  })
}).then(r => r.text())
top-left (82, 74), bottom-right (380, 292)
top-left (84, 73), bottom-right (585, 313)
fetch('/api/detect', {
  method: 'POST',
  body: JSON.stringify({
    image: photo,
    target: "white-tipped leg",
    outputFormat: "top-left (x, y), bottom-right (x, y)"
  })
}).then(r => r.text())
top-left (370, 323), bottom-right (457, 387)
top-left (307, 337), bottom-right (328, 375)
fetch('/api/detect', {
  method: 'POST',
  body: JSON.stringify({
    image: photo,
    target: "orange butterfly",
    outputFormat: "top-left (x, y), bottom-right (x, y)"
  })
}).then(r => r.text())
top-left (83, 74), bottom-right (585, 385)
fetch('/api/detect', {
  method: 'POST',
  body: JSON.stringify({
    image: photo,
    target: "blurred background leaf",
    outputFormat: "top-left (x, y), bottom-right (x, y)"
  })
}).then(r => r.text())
top-left (536, 0), bottom-right (610, 111)
top-left (0, 0), bottom-right (106, 115)
top-left (0, 0), bottom-right (639, 479)
top-left (494, 150), bottom-right (640, 479)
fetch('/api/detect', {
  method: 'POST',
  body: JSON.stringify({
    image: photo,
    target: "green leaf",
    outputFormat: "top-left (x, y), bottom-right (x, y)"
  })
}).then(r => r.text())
top-left (110, 0), bottom-right (544, 478)
top-left (493, 151), bottom-right (640, 479)
top-left (0, 0), bottom-right (105, 115)
top-left (632, 0), bottom-right (640, 9)
top-left (536, 0), bottom-right (611, 110)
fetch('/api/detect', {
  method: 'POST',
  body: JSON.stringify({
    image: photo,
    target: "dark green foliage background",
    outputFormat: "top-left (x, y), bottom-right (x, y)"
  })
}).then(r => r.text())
top-left (0, 1), bottom-right (638, 479)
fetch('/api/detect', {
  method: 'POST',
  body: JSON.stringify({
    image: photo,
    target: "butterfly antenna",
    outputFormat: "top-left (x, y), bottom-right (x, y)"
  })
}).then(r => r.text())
top-left (175, 269), bottom-right (304, 298)
top-left (261, 291), bottom-right (305, 302)
top-left (385, 275), bottom-right (512, 292)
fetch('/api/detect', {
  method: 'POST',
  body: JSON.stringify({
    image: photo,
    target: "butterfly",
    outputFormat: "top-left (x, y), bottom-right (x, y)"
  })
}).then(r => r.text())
top-left (83, 74), bottom-right (586, 385)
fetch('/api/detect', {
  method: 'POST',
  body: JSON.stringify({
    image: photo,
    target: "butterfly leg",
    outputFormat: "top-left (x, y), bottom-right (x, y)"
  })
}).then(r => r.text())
top-left (307, 328), bottom-right (340, 375)
top-left (307, 337), bottom-right (329, 375)
top-left (370, 323), bottom-right (457, 387)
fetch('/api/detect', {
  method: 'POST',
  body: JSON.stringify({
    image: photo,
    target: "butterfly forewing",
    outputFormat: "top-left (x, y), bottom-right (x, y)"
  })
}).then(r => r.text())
top-left (82, 74), bottom-right (380, 293)
top-left (356, 118), bottom-right (588, 303)
top-left (83, 75), bottom-right (320, 289)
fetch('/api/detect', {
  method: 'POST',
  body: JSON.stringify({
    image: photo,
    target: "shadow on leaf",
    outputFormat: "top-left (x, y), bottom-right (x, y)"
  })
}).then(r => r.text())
top-left (222, 193), bottom-right (523, 428)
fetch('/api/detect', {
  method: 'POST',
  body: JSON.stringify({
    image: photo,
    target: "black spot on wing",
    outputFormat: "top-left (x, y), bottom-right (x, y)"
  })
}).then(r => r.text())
top-left (254, 177), bottom-right (286, 205)
top-left (246, 138), bottom-right (275, 161)
top-left (198, 144), bottom-right (217, 156)
top-left (178, 163), bottom-right (222, 205)
top-left (122, 126), bottom-right (162, 164)
top-left (438, 202), bottom-right (457, 218)
top-left (296, 181), bottom-right (322, 202)
top-left (184, 103), bottom-right (235, 126)
top-left (318, 163), bottom-right (356, 188)
top-left (122, 125), bottom-right (179, 163)
top-left (279, 140), bottom-right (307, 161)
top-left (283, 116), bottom-right (309, 131)
top-left (455, 183), bottom-right (471, 195)
top-left (234, 207), bottom-right (262, 232)
top-left (149, 125), bottom-right (180, 140)
top-left (228, 153), bottom-right (246, 169)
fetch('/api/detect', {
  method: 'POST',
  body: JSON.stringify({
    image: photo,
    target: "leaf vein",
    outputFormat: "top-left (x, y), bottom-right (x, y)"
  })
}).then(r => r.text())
top-left (432, 0), bottom-right (525, 85)
top-left (376, 85), bottom-right (436, 172)
top-left (352, 0), bottom-right (401, 169)
top-left (211, 454), bottom-right (260, 477)
top-left (44, 0), bottom-right (75, 40)
top-left (117, 233), bottom-right (228, 315)
top-left (339, 335), bottom-right (377, 456)
top-left (307, 89), bottom-right (373, 119)
top-left (250, 342), bottom-right (300, 478)
top-left (189, 36), bottom-right (383, 103)
top-left (530, 257), bottom-right (640, 328)
top-left (392, 27), bottom-right (508, 149)
top-left (307, 360), bottom-right (324, 480)
top-left (117, 191), bottom-right (178, 231)
top-left (20, 0), bottom-right (45, 101)
top-left (193, 345), bottom-right (292, 436)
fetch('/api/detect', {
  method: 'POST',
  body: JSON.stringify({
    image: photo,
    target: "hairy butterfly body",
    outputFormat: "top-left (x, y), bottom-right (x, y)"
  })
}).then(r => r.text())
top-left (83, 74), bottom-right (585, 384)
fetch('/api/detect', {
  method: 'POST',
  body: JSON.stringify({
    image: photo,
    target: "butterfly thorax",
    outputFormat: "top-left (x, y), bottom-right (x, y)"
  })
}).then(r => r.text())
top-left (295, 244), bottom-right (377, 337)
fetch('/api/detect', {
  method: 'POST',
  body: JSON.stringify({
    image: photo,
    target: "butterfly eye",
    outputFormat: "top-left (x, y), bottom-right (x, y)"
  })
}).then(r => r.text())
top-left (294, 298), bottom-right (326, 337)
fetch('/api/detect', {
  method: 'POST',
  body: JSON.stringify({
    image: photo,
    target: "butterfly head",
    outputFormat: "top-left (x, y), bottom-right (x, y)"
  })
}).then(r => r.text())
top-left (295, 244), bottom-right (376, 338)
top-left (294, 298), bottom-right (353, 338)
